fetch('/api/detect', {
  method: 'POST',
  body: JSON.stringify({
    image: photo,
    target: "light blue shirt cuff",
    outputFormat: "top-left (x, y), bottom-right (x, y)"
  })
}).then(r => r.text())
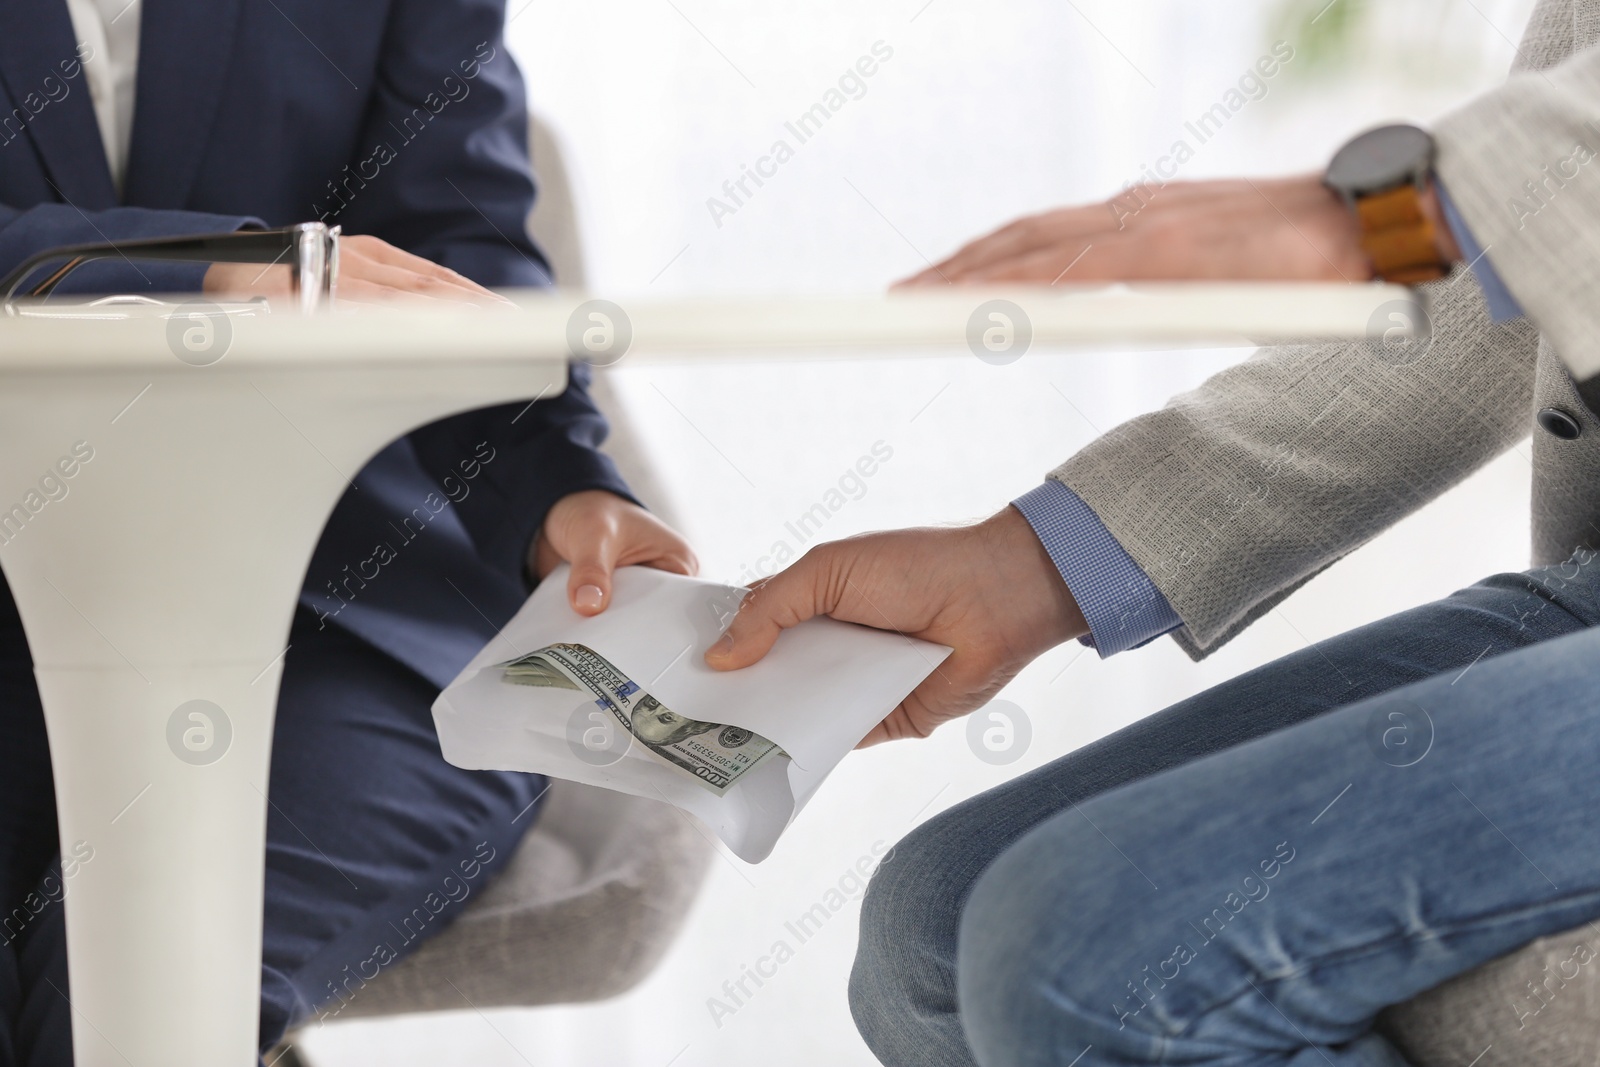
top-left (1013, 480), bottom-right (1183, 658)
top-left (1435, 180), bottom-right (1523, 323)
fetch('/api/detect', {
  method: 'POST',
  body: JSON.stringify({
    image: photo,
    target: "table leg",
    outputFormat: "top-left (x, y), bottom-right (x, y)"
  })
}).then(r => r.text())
top-left (35, 661), bottom-right (282, 1067)
top-left (0, 353), bottom-right (565, 1066)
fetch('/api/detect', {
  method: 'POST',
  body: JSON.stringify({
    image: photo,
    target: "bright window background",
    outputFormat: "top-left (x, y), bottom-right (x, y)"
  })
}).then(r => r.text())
top-left (301, 0), bottom-right (1537, 1063)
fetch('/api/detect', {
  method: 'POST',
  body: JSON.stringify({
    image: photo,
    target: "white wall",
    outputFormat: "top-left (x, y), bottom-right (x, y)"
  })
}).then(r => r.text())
top-left (301, 0), bottom-right (1538, 1063)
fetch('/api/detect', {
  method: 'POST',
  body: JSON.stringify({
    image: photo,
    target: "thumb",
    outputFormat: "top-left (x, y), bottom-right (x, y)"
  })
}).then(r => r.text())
top-left (566, 532), bottom-right (619, 616)
top-left (704, 561), bottom-right (827, 671)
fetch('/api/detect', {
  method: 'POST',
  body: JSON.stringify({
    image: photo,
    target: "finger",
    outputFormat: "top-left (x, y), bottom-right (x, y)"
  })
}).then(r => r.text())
top-left (627, 545), bottom-right (696, 576)
top-left (858, 719), bottom-right (892, 748)
top-left (643, 548), bottom-right (698, 576)
top-left (564, 528), bottom-right (620, 616)
top-left (856, 704), bottom-right (929, 748)
top-left (856, 687), bottom-right (944, 748)
top-left (894, 262), bottom-right (952, 288)
top-left (704, 553), bottom-right (833, 670)
top-left (336, 278), bottom-right (447, 306)
top-left (893, 180), bottom-right (1258, 289)
top-left (342, 258), bottom-right (505, 307)
top-left (933, 208), bottom-right (1114, 282)
top-left (897, 229), bottom-right (1052, 288)
top-left (341, 235), bottom-right (505, 299)
top-left (963, 240), bottom-right (1119, 285)
top-left (856, 705), bottom-right (918, 747)
top-left (610, 513), bottom-right (699, 577)
top-left (898, 235), bottom-right (1016, 288)
top-left (895, 219), bottom-right (1057, 288)
top-left (901, 191), bottom-right (1223, 288)
top-left (933, 225), bottom-right (1057, 280)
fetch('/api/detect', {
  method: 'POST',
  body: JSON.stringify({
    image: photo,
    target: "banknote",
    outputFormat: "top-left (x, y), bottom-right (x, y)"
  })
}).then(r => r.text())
top-left (496, 642), bottom-right (785, 795)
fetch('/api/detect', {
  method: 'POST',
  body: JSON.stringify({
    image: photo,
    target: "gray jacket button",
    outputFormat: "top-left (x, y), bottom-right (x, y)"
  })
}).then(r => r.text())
top-left (1538, 407), bottom-right (1583, 440)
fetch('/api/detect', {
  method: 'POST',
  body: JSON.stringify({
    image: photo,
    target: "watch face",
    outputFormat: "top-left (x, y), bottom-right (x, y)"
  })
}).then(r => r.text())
top-left (1325, 124), bottom-right (1434, 197)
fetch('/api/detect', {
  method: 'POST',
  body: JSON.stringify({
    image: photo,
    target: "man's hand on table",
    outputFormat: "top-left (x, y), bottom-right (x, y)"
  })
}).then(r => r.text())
top-left (896, 173), bottom-right (1456, 287)
top-left (705, 507), bottom-right (1086, 746)
top-left (204, 233), bottom-right (513, 308)
top-left (532, 490), bottom-right (699, 616)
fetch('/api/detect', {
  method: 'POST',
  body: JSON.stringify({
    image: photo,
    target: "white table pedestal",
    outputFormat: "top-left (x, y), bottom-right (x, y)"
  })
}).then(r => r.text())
top-left (0, 307), bottom-right (566, 1066)
top-left (0, 285), bottom-right (1414, 1066)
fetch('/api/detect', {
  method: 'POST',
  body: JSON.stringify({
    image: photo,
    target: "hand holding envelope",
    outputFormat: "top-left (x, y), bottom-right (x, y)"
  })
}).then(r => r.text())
top-left (432, 564), bottom-right (949, 862)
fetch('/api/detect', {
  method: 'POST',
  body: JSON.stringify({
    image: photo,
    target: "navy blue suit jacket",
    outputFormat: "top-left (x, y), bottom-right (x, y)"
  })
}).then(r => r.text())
top-left (0, 0), bottom-right (633, 688)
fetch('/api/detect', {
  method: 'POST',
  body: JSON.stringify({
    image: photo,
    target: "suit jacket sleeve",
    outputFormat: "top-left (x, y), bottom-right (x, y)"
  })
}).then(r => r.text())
top-left (1044, 4), bottom-right (1600, 660)
top-left (0, 203), bottom-right (262, 295)
top-left (408, 360), bottom-right (638, 593)
top-left (329, 0), bottom-right (552, 290)
top-left (337, 0), bottom-right (635, 590)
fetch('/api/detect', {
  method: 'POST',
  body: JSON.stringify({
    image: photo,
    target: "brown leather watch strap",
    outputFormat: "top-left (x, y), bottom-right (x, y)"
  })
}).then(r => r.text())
top-left (1353, 185), bottom-right (1449, 285)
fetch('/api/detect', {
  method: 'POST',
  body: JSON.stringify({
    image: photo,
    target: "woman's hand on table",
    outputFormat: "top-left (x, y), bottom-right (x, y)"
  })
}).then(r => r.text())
top-left (203, 233), bottom-right (512, 308)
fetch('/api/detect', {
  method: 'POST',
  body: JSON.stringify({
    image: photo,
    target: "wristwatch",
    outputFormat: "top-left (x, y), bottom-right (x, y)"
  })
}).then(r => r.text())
top-left (1324, 124), bottom-right (1451, 285)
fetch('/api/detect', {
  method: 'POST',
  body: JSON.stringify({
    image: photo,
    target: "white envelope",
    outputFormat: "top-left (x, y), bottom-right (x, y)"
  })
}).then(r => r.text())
top-left (431, 564), bottom-right (950, 862)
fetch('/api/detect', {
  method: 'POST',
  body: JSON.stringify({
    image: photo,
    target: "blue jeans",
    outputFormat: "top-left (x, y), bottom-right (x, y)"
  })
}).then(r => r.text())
top-left (851, 557), bottom-right (1600, 1067)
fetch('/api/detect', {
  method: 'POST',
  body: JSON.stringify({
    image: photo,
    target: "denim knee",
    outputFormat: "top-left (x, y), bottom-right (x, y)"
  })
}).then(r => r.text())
top-left (849, 814), bottom-right (982, 1067)
top-left (957, 828), bottom-right (1147, 1067)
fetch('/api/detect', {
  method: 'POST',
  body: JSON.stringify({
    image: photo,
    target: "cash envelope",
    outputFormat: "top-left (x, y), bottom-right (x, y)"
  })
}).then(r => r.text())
top-left (432, 564), bottom-right (950, 862)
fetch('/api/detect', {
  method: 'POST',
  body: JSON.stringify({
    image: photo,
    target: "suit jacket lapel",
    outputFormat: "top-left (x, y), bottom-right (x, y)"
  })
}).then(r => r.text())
top-left (122, 0), bottom-right (243, 208)
top-left (0, 0), bottom-right (118, 208)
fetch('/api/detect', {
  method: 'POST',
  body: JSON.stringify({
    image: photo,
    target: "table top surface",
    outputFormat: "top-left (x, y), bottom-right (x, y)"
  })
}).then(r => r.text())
top-left (0, 283), bottom-right (1419, 372)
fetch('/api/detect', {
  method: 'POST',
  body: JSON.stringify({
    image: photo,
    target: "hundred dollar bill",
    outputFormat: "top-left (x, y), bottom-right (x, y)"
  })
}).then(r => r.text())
top-left (496, 642), bottom-right (784, 795)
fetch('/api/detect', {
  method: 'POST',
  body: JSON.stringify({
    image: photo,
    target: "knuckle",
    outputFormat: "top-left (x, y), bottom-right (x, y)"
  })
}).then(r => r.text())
top-left (885, 709), bottom-right (935, 742)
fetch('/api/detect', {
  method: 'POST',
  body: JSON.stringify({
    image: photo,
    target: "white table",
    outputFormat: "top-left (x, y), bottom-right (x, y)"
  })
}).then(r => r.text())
top-left (0, 284), bottom-right (1414, 1066)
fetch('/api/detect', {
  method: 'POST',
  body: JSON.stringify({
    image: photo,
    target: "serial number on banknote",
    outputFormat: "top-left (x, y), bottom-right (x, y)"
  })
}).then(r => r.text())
top-left (497, 642), bottom-right (785, 795)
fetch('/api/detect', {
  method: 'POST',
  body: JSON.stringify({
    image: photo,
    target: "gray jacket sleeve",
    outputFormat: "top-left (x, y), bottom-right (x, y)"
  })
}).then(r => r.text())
top-left (1052, 275), bottom-right (1537, 660)
top-left (1433, 35), bottom-right (1600, 380)
top-left (1044, 0), bottom-right (1600, 660)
